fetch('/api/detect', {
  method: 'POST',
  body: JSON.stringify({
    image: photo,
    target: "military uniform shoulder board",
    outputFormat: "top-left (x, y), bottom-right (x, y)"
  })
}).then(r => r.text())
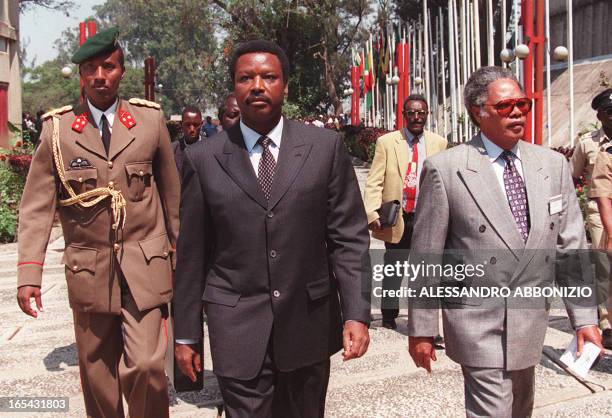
top-left (42, 105), bottom-right (73, 120)
top-left (128, 98), bottom-right (161, 109)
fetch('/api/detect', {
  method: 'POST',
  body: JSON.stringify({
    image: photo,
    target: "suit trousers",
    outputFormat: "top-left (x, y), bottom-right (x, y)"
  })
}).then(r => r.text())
top-left (382, 212), bottom-right (415, 320)
top-left (72, 285), bottom-right (169, 418)
top-left (216, 342), bottom-right (331, 418)
top-left (461, 365), bottom-right (535, 418)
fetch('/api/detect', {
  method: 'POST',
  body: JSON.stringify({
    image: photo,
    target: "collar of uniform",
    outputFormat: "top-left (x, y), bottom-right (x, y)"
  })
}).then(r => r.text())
top-left (402, 128), bottom-right (423, 145)
top-left (240, 117), bottom-right (284, 152)
top-left (87, 98), bottom-right (119, 129)
top-left (481, 132), bottom-right (522, 163)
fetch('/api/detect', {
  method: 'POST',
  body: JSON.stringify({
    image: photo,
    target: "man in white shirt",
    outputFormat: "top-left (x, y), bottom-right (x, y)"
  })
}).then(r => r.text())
top-left (172, 40), bottom-right (371, 417)
top-left (407, 66), bottom-right (602, 417)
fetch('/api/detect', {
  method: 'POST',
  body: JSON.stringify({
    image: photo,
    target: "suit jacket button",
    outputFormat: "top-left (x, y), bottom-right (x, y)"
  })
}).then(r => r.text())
top-left (273, 290), bottom-right (280, 298)
top-left (113, 243), bottom-right (121, 252)
top-left (479, 225), bottom-right (486, 233)
top-left (108, 181), bottom-right (115, 188)
top-left (267, 211), bottom-right (274, 218)
top-left (78, 177), bottom-right (83, 182)
top-left (270, 250), bottom-right (277, 258)
top-left (107, 161), bottom-right (113, 168)
top-left (162, 251), bottom-right (169, 257)
top-left (138, 170), bottom-right (144, 176)
top-left (72, 265), bottom-right (78, 271)
top-left (550, 222), bottom-right (554, 230)
top-left (489, 257), bottom-right (497, 265)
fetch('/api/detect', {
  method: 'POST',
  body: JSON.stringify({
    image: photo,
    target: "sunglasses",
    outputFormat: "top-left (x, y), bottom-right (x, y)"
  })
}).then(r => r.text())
top-left (484, 98), bottom-right (532, 117)
top-left (403, 110), bottom-right (429, 117)
top-left (601, 107), bottom-right (612, 116)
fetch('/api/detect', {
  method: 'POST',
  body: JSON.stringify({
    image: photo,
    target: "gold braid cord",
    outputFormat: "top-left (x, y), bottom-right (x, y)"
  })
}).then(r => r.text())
top-left (51, 115), bottom-right (127, 232)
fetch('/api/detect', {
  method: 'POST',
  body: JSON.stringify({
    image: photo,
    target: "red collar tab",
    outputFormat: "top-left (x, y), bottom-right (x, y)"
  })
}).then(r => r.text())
top-left (119, 110), bottom-right (137, 129)
top-left (72, 113), bottom-right (88, 133)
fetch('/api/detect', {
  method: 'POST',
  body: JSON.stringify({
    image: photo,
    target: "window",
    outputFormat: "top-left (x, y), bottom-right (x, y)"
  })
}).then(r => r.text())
top-left (0, 38), bottom-right (7, 53)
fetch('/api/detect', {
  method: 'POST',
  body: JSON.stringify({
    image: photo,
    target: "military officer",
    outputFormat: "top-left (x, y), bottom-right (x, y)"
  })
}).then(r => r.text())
top-left (571, 88), bottom-right (612, 335)
top-left (16, 28), bottom-right (180, 418)
top-left (587, 88), bottom-right (612, 349)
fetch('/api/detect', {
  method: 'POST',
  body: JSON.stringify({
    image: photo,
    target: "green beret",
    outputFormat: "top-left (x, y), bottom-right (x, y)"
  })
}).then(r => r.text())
top-left (591, 88), bottom-right (612, 111)
top-left (71, 27), bottom-right (120, 64)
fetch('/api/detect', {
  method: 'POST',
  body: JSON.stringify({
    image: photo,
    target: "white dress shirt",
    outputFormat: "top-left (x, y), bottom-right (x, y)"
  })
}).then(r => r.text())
top-left (240, 117), bottom-right (283, 176)
top-left (480, 133), bottom-right (525, 193)
top-left (87, 98), bottom-right (118, 135)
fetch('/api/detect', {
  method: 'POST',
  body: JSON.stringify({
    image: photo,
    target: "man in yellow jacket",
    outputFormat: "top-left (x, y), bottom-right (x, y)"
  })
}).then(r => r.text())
top-left (364, 94), bottom-right (447, 328)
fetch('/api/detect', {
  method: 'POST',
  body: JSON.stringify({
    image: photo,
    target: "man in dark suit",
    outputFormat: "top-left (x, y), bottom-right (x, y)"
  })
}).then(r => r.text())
top-left (172, 105), bottom-right (203, 173)
top-left (173, 40), bottom-right (371, 417)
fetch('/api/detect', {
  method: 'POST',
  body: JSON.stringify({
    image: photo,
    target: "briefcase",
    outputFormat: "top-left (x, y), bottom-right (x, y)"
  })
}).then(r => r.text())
top-left (376, 200), bottom-right (401, 228)
top-left (165, 304), bottom-right (204, 392)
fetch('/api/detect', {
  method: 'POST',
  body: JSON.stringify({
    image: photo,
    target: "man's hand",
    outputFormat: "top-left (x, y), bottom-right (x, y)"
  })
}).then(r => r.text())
top-left (17, 286), bottom-right (43, 318)
top-left (368, 219), bottom-right (382, 231)
top-left (576, 325), bottom-right (604, 357)
top-left (342, 321), bottom-right (370, 361)
top-left (408, 336), bottom-right (437, 373)
top-left (175, 343), bottom-right (202, 382)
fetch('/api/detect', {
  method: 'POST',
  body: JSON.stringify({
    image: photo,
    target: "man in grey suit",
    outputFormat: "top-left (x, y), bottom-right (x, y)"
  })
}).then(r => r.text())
top-left (407, 66), bottom-right (603, 417)
top-left (173, 40), bottom-right (370, 417)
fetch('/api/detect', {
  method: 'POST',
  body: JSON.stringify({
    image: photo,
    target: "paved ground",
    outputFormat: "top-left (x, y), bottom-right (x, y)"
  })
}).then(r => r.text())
top-left (1, 162), bottom-right (612, 417)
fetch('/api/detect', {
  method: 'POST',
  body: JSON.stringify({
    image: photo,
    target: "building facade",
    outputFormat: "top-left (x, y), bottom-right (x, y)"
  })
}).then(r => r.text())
top-left (0, 0), bottom-right (20, 148)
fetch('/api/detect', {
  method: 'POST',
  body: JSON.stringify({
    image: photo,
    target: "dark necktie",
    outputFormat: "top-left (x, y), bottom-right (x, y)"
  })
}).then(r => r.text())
top-left (500, 150), bottom-right (530, 242)
top-left (257, 136), bottom-right (276, 201)
top-left (100, 114), bottom-right (111, 155)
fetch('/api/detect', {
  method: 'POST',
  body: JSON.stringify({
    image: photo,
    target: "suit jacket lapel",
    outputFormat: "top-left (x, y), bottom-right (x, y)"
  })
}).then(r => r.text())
top-left (393, 131), bottom-right (410, 178)
top-left (511, 141), bottom-right (549, 279)
top-left (73, 102), bottom-right (107, 160)
top-left (214, 124), bottom-right (268, 209)
top-left (108, 100), bottom-right (135, 161)
top-left (267, 121), bottom-right (312, 209)
top-left (458, 135), bottom-right (524, 258)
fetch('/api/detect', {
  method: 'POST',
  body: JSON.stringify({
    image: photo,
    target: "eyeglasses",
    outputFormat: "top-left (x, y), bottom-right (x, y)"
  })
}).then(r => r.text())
top-left (484, 98), bottom-right (532, 117)
top-left (403, 110), bottom-right (429, 117)
top-left (601, 107), bottom-right (612, 116)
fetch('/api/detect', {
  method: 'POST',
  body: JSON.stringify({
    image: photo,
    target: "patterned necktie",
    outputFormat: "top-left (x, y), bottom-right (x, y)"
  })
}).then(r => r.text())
top-left (257, 136), bottom-right (276, 201)
top-left (402, 136), bottom-right (419, 213)
top-left (100, 114), bottom-right (111, 155)
top-left (500, 150), bottom-right (530, 242)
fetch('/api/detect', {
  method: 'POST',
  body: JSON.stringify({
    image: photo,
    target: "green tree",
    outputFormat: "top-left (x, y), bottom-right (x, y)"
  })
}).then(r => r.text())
top-left (94, 0), bottom-right (222, 114)
top-left (213, 0), bottom-right (372, 115)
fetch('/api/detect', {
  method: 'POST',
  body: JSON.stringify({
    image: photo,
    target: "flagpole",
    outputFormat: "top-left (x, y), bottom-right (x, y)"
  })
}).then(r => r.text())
top-left (545, 0), bottom-right (552, 147)
top-left (440, 7), bottom-right (447, 140)
top-left (567, 0), bottom-right (574, 147)
top-left (449, 0), bottom-right (457, 144)
top-left (502, 0), bottom-right (507, 68)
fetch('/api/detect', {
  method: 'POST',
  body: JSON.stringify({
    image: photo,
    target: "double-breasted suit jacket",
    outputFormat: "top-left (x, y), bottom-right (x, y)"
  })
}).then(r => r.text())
top-left (408, 134), bottom-right (597, 370)
top-left (17, 98), bottom-right (180, 314)
top-left (173, 119), bottom-right (371, 380)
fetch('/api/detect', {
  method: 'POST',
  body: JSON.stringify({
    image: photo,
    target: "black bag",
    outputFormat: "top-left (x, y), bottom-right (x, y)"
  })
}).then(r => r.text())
top-left (376, 200), bottom-right (401, 228)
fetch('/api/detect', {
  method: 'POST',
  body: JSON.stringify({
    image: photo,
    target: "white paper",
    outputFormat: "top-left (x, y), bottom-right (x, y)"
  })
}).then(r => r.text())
top-left (549, 195), bottom-right (562, 215)
top-left (559, 336), bottom-right (602, 378)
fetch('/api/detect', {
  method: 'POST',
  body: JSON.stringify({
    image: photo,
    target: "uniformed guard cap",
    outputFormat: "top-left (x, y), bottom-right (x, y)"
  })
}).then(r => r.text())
top-left (591, 88), bottom-right (612, 111)
top-left (71, 27), bottom-right (120, 64)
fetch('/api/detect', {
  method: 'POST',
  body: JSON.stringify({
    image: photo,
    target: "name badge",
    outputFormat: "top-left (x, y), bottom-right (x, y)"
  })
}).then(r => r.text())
top-left (549, 194), bottom-right (562, 215)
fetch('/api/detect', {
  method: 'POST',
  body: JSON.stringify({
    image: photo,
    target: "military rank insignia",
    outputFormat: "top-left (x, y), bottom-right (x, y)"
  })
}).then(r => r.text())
top-left (119, 110), bottom-right (137, 129)
top-left (72, 113), bottom-right (89, 133)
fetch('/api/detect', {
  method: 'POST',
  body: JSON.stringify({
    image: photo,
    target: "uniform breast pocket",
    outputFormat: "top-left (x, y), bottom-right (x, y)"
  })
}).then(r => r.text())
top-left (64, 168), bottom-right (98, 195)
top-left (125, 161), bottom-right (153, 202)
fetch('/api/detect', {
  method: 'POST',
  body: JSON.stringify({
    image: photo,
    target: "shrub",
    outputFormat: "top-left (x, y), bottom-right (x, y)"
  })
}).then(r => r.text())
top-left (0, 163), bottom-right (25, 242)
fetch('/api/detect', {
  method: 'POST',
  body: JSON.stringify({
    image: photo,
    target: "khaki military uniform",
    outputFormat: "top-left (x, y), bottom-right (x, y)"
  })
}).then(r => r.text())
top-left (571, 129), bottom-right (611, 329)
top-left (17, 98), bottom-right (180, 418)
top-left (587, 140), bottom-right (612, 331)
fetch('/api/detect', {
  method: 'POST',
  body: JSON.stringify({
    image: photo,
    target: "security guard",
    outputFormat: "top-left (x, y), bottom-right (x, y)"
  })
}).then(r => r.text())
top-left (16, 28), bottom-right (180, 418)
top-left (587, 88), bottom-right (612, 349)
top-left (571, 88), bottom-right (612, 334)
